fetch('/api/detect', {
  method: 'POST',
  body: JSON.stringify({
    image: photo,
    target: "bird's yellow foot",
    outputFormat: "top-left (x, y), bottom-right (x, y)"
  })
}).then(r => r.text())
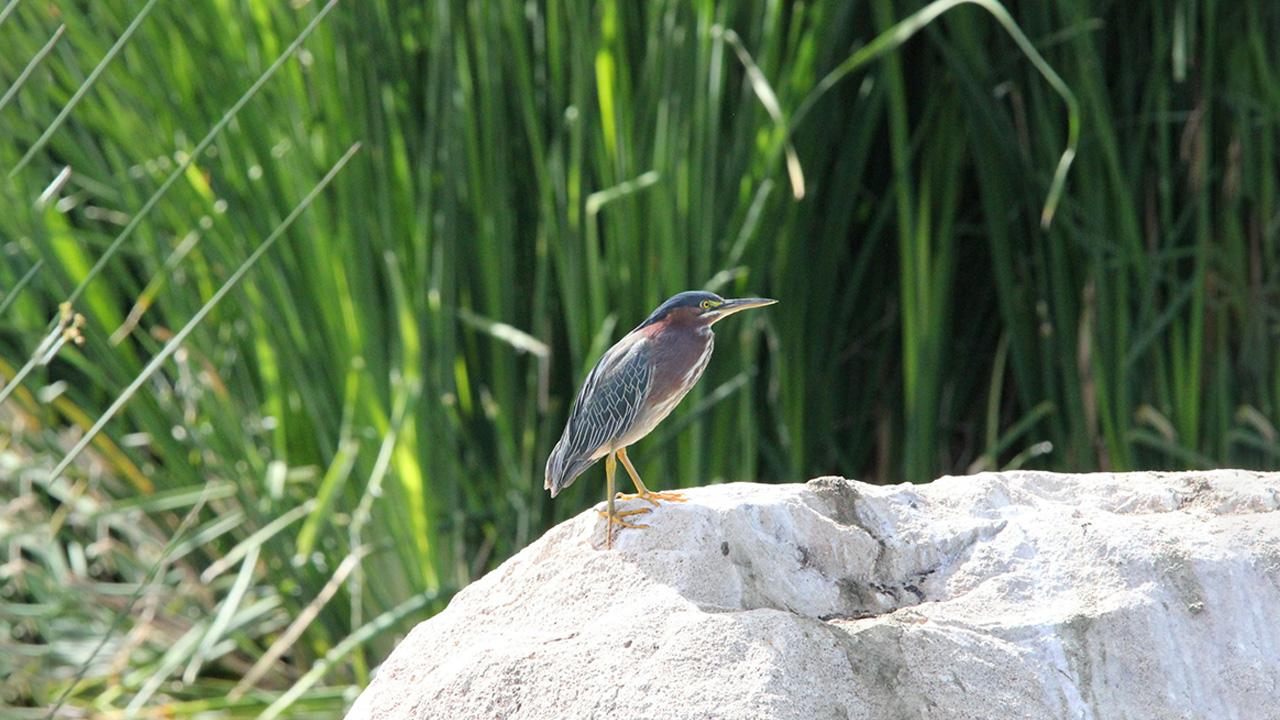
top-left (596, 507), bottom-right (651, 528)
top-left (615, 489), bottom-right (688, 506)
top-left (598, 507), bottom-right (650, 548)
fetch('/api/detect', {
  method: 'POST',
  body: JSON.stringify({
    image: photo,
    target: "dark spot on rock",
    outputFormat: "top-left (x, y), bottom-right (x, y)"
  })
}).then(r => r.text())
top-left (828, 622), bottom-right (910, 695)
top-left (721, 541), bottom-right (730, 556)
top-left (798, 544), bottom-right (811, 567)
top-left (807, 476), bottom-right (861, 526)
top-left (837, 577), bottom-right (881, 615)
top-left (820, 610), bottom-right (879, 622)
top-left (1155, 545), bottom-right (1206, 609)
top-left (623, 639), bottom-right (632, 648)
top-left (1175, 476), bottom-right (1215, 509)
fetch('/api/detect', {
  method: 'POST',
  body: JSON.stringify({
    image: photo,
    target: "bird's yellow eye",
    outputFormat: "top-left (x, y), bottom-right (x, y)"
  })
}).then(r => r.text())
top-left (701, 300), bottom-right (713, 309)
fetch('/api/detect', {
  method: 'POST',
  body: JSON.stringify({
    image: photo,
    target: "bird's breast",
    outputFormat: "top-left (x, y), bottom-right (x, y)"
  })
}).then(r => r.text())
top-left (618, 328), bottom-right (714, 445)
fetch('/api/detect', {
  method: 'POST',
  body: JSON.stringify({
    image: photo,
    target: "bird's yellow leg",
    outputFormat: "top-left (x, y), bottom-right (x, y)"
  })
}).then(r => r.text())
top-left (597, 451), bottom-right (648, 548)
top-left (614, 446), bottom-right (687, 506)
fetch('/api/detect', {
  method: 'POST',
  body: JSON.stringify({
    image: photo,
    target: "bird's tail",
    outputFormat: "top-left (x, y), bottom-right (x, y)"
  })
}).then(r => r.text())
top-left (544, 437), bottom-right (597, 498)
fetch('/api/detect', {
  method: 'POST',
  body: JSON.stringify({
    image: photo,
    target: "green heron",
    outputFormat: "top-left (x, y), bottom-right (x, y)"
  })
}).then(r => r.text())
top-left (545, 290), bottom-right (777, 547)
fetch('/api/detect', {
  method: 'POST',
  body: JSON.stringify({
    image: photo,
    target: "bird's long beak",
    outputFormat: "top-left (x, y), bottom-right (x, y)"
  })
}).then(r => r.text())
top-left (709, 297), bottom-right (777, 324)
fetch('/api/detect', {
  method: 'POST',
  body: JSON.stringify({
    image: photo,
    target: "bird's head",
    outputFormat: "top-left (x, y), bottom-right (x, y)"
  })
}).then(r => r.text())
top-left (636, 291), bottom-right (777, 331)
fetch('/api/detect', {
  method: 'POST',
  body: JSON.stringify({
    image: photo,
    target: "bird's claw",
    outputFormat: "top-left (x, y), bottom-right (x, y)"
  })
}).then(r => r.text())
top-left (598, 507), bottom-right (650, 548)
top-left (596, 507), bottom-right (651, 528)
top-left (614, 489), bottom-right (688, 506)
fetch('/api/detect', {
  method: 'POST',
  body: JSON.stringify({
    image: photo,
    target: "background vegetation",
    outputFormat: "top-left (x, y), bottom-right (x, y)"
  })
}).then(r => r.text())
top-left (2, 0), bottom-right (1277, 715)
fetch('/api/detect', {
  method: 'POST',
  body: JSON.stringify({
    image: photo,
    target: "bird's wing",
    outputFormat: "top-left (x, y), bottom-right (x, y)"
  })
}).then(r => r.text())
top-left (565, 336), bottom-right (653, 459)
top-left (546, 335), bottom-right (653, 493)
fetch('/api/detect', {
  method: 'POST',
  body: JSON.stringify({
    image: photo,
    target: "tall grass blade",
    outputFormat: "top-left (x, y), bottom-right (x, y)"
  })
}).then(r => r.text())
top-left (10, 0), bottom-right (162, 176)
top-left (0, 23), bottom-right (63, 115)
top-left (45, 142), bottom-right (361, 483)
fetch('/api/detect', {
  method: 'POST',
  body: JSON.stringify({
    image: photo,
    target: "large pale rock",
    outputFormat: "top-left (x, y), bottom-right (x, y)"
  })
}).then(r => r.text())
top-left (347, 471), bottom-right (1280, 719)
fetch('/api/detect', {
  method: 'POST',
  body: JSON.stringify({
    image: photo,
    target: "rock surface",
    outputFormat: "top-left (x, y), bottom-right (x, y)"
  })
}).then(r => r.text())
top-left (347, 471), bottom-right (1280, 720)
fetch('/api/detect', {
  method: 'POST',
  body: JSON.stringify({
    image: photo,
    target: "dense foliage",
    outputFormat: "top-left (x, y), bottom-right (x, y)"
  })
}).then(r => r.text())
top-left (2, 0), bottom-right (1277, 715)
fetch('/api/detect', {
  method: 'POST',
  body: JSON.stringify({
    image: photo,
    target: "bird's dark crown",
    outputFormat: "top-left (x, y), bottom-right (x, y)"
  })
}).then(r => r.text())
top-left (635, 291), bottom-right (725, 331)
